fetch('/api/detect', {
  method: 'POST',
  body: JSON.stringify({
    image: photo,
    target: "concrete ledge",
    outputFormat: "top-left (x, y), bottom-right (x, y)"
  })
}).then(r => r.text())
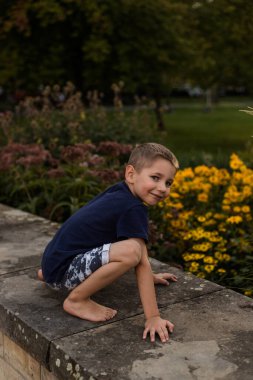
top-left (0, 204), bottom-right (253, 379)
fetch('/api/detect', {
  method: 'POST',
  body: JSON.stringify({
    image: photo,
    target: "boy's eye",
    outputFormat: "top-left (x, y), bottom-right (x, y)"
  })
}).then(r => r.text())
top-left (151, 176), bottom-right (173, 188)
top-left (166, 181), bottom-right (173, 188)
top-left (151, 176), bottom-right (160, 181)
top-left (166, 183), bottom-right (172, 188)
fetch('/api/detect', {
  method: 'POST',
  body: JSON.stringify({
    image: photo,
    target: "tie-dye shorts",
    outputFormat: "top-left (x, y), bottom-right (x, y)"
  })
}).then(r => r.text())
top-left (50, 243), bottom-right (111, 290)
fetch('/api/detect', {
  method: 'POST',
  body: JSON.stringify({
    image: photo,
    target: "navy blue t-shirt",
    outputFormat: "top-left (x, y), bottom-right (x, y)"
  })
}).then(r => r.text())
top-left (41, 181), bottom-right (149, 283)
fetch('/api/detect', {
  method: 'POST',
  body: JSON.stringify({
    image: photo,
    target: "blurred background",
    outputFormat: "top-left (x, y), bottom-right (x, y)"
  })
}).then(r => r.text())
top-left (0, 0), bottom-right (253, 166)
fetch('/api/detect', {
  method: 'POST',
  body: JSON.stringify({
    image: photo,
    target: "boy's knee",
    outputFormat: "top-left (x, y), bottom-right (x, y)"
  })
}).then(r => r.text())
top-left (125, 239), bottom-right (143, 267)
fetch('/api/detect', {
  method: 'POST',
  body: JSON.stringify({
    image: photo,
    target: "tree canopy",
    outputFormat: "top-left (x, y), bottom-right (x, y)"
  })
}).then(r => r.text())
top-left (0, 0), bottom-right (253, 96)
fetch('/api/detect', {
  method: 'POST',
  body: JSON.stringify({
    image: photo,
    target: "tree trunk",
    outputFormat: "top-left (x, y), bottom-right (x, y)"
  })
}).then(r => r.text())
top-left (205, 88), bottom-right (212, 111)
top-left (154, 94), bottom-right (165, 130)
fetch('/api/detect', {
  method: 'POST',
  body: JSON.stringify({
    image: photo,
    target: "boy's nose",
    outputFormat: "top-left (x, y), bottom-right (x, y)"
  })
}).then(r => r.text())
top-left (158, 182), bottom-right (167, 193)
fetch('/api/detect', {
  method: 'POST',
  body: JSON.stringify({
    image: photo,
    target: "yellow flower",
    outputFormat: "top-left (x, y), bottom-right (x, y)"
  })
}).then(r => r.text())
top-left (209, 235), bottom-right (222, 242)
top-left (226, 216), bottom-right (243, 224)
top-left (222, 254), bottom-right (231, 262)
top-left (197, 216), bottom-right (206, 222)
top-left (172, 202), bottom-right (184, 209)
top-left (192, 243), bottom-right (212, 252)
top-left (230, 153), bottom-right (245, 170)
top-left (204, 219), bottom-right (216, 226)
top-left (198, 193), bottom-right (208, 202)
top-left (244, 290), bottom-right (253, 297)
top-left (189, 261), bottom-right (199, 272)
top-left (204, 265), bottom-right (215, 273)
top-left (179, 186), bottom-right (190, 194)
top-left (171, 220), bottom-right (186, 229)
top-left (233, 206), bottom-right (241, 213)
top-left (214, 251), bottom-right (223, 260)
top-left (214, 213), bottom-right (225, 220)
top-left (183, 232), bottom-right (192, 240)
top-left (181, 168), bottom-right (195, 178)
top-left (217, 268), bottom-right (226, 274)
top-left (183, 253), bottom-right (192, 261)
top-left (192, 253), bottom-right (205, 260)
top-left (242, 186), bottom-right (252, 198)
top-left (170, 192), bottom-right (181, 198)
top-left (242, 205), bottom-right (250, 213)
top-left (203, 256), bottom-right (215, 264)
top-left (209, 176), bottom-right (220, 185)
top-left (196, 272), bottom-right (206, 279)
top-left (194, 166), bottom-right (211, 176)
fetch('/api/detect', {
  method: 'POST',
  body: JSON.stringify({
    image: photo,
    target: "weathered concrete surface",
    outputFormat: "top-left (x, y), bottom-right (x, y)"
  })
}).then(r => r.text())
top-left (0, 204), bottom-right (58, 274)
top-left (50, 290), bottom-right (253, 380)
top-left (0, 203), bottom-right (253, 379)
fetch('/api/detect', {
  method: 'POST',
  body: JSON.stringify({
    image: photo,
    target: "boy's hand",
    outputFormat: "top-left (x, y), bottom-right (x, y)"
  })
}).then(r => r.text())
top-left (153, 272), bottom-right (177, 286)
top-left (143, 316), bottom-right (174, 343)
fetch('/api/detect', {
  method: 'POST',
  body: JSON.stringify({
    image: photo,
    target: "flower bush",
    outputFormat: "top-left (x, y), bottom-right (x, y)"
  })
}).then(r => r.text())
top-left (0, 82), bottom-right (155, 148)
top-left (0, 87), bottom-right (252, 298)
top-left (0, 139), bottom-right (252, 297)
top-left (152, 153), bottom-right (253, 297)
top-left (0, 141), bottom-right (129, 220)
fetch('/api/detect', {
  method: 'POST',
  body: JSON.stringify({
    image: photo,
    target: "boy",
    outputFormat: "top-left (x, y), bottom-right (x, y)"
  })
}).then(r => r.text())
top-left (39, 143), bottom-right (179, 343)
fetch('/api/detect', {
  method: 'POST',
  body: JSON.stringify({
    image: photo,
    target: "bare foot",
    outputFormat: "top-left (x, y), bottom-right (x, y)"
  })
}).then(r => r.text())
top-left (63, 297), bottom-right (117, 322)
top-left (37, 269), bottom-right (44, 281)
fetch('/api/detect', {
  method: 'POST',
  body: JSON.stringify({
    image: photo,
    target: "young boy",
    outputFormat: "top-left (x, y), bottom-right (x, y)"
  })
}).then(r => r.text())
top-left (39, 143), bottom-right (179, 343)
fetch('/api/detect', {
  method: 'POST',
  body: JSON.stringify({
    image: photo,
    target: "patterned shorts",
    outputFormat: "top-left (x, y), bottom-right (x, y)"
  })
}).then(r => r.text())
top-left (51, 243), bottom-right (111, 290)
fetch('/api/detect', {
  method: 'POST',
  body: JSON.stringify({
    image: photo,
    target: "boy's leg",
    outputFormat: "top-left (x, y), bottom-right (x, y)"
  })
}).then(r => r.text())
top-left (63, 238), bottom-right (144, 322)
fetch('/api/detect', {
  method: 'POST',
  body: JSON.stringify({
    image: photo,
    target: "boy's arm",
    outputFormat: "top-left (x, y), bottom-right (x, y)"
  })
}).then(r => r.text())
top-left (135, 242), bottom-right (174, 343)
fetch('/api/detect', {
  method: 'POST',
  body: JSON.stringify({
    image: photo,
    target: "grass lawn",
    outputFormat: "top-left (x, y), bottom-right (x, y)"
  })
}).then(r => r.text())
top-left (157, 100), bottom-right (253, 167)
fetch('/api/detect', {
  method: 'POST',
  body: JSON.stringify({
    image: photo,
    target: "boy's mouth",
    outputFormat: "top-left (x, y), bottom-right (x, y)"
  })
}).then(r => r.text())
top-left (150, 193), bottom-right (163, 201)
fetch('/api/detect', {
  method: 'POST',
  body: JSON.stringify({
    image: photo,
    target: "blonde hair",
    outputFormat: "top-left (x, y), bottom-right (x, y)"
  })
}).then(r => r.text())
top-left (128, 143), bottom-right (179, 172)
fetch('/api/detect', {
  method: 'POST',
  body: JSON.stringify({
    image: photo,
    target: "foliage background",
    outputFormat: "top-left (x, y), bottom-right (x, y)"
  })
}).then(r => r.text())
top-left (1, 0), bottom-right (253, 98)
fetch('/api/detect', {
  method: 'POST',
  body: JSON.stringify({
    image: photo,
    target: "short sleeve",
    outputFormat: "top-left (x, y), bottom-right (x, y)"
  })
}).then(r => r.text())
top-left (117, 205), bottom-right (148, 242)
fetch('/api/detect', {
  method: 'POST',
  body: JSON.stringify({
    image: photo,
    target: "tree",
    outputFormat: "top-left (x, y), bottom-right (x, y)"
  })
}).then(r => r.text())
top-left (0, 0), bottom-right (111, 90)
top-left (187, 0), bottom-right (253, 106)
top-left (0, 0), bottom-right (191, 128)
top-left (1, 0), bottom-right (253, 125)
top-left (101, 0), bottom-right (192, 129)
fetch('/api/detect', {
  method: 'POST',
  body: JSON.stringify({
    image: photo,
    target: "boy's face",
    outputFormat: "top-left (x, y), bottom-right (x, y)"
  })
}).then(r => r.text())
top-left (125, 158), bottom-right (176, 206)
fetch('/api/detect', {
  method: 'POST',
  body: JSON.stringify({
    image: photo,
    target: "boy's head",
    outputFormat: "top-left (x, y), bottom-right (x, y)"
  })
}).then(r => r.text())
top-left (125, 143), bottom-right (179, 206)
top-left (127, 143), bottom-right (179, 172)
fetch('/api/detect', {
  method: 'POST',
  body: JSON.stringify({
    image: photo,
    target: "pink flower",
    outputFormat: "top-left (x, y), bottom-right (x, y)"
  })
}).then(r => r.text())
top-left (47, 168), bottom-right (65, 178)
top-left (88, 169), bottom-right (121, 182)
top-left (61, 143), bottom-right (95, 162)
top-left (97, 141), bottom-right (132, 157)
top-left (0, 143), bottom-right (54, 169)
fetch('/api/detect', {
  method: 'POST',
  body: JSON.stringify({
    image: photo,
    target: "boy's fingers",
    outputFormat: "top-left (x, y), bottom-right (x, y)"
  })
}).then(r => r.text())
top-left (166, 274), bottom-right (177, 281)
top-left (143, 328), bottom-right (148, 340)
top-left (166, 321), bottom-right (174, 333)
top-left (150, 329), bottom-right (156, 342)
top-left (159, 327), bottom-right (169, 342)
top-left (160, 273), bottom-right (177, 282)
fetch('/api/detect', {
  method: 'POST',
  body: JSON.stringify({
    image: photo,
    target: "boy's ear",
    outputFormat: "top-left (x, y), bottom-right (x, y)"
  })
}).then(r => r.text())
top-left (125, 164), bottom-right (135, 183)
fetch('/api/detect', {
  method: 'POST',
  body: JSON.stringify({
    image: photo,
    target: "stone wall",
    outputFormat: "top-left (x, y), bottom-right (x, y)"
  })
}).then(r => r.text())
top-left (0, 204), bottom-right (253, 380)
top-left (0, 332), bottom-right (57, 380)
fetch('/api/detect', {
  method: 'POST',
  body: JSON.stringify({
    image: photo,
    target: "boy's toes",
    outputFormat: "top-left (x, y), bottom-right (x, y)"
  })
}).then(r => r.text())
top-left (37, 269), bottom-right (44, 281)
top-left (105, 308), bottom-right (117, 320)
